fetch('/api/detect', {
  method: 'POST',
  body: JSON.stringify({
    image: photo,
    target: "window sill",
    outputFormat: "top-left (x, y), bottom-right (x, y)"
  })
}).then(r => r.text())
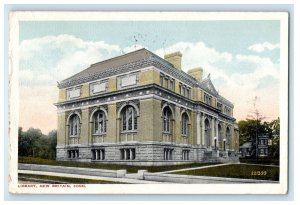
top-left (92, 133), bottom-right (107, 136)
top-left (120, 131), bottom-right (137, 134)
top-left (69, 135), bottom-right (79, 138)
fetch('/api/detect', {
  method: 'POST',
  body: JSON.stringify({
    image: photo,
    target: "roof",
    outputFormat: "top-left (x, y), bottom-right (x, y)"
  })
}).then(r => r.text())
top-left (59, 48), bottom-right (156, 85)
top-left (58, 48), bottom-right (234, 107)
top-left (239, 142), bottom-right (252, 149)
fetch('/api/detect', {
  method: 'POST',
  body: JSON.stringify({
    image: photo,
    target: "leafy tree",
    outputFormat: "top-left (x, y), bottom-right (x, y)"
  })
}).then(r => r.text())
top-left (18, 127), bottom-right (57, 160)
top-left (268, 118), bottom-right (280, 158)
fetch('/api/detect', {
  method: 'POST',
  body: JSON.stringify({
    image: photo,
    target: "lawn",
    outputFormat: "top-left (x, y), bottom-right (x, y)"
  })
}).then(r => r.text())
top-left (174, 164), bottom-right (279, 181)
top-left (18, 173), bottom-right (123, 184)
top-left (19, 157), bottom-right (218, 173)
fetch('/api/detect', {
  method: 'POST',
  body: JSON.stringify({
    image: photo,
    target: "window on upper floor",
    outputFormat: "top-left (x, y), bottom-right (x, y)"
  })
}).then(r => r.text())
top-left (186, 88), bottom-right (191, 98)
top-left (170, 79), bottom-right (175, 91)
top-left (204, 93), bottom-right (212, 106)
top-left (160, 74), bottom-right (164, 86)
top-left (67, 87), bottom-right (81, 100)
top-left (224, 106), bottom-right (231, 116)
top-left (217, 102), bottom-right (223, 110)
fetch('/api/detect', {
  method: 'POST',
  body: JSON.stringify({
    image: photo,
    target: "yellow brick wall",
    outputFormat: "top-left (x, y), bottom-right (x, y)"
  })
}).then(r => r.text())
top-left (57, 112), bottom-right (66, 145)
top-left (81, 84), bottom-right (89, 98)
top-left (138, 99), bottom-right (155, 141)
top-left (190, 111), bottom-right (196, 145)
top-left (139, 69), bottom-right (160, 86)
top-left (106, 103), bottom-right (117, 143)
top-left (174, 106), bottom-right (181, 143)
top-left (175, 80), bottom-right (180, 94)
top-left (108, 78), bottom-right (117, 92)
top-left (58, 89), bottom-right (66, 102)
top-left (192, 87), bottom-right (202, 101)
top-left (80, 108), bottom-right (89, 145)
top-left (152, 99), bottom-right (162, 141)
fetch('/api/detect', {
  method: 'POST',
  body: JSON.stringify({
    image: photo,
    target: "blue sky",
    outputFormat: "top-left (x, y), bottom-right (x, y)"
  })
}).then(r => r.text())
top-left (18, 20), bottom-right (281, 133)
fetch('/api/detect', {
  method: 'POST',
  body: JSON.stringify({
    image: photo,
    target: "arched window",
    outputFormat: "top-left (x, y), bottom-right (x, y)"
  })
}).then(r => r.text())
top-left (69, 114), bottom-right (80, 137)
top-left (121, 106), bottom-right (137, 131)
top-left (205, 119), bottom-right (211, 146)
top-left (226, 127), bottom-right (231, 145)
top-left (93, 110), bottom-right (107, 134)
top-left (163, 107), bottom-right (172, 133)
top-left (181, 113), bottom-right (189, 136)
top-left (218, 124), bottom-right (222, 142)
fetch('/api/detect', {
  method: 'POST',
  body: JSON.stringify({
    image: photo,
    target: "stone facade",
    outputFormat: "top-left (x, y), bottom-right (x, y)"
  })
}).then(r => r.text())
top-left (55, 48), bottom-right (239, 165)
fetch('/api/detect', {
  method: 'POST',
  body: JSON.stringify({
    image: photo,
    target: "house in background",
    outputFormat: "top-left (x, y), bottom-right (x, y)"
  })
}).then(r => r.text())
top-left (55, 48), bottom-right (239, 165)
top-left (239, 135), bottom-right (270, 158)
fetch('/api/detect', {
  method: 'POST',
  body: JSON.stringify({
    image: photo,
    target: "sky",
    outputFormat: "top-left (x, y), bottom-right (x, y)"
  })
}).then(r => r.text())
top-left (19, 20), bottom-right (280, 134)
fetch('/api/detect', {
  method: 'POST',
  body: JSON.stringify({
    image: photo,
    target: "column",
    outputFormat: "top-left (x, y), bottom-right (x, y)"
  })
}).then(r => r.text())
top-left (129, 149), bottom-right (132, 160)
top-left (211, 117), bottom-right (215, 148)
top-left (99, 150), bottom-right (102, 160)
top-left (124, 149), bottom-right (127, 160)
top-left (164, 150), bottom-right (167, 160)
top-left (201, 113), bottom-right (205, 146)
top-left (196, 112), bottom-right (201, 144)
top-left (95, 150), bottom-right (98, 160)
top-left (216, 119), bottom-right (219, 149)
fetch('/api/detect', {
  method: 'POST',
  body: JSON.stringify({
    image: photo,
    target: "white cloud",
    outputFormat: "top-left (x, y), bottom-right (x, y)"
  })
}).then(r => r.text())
top-left (248, 42), bottom-right (280, 53)
top-left (157, 41), bottom-right (280, 121)
top-left (19, 34), bottom-right (122, 84)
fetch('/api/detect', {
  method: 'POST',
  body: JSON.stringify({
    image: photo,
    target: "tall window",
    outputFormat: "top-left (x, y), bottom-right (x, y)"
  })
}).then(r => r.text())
top-left (226, 127), bottom-right (231, 145)
top-left (93, 110), bottom-right (107, 134)
top-left (160, 74), bottom-right (164, 86)
top-left (170, 79), bottom-right (174, 91)
top-left (122, 106), bottom-right (137, 131)
top-left (69, 114), bottom-right (80, 137)
top-left (181, 113), bottom-right (189, 136)
top-left (163, 107), bottom-right (172, 133)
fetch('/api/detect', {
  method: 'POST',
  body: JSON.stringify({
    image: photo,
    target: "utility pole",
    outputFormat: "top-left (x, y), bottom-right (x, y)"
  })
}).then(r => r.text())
top-left (247, 96), bottom-right (265, 163)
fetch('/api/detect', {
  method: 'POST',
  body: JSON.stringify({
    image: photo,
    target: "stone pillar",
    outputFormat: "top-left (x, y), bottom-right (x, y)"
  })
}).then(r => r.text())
top-left (99, 150), bottom-right (102, 160)
top-left (216, 119), bottom-right (219, 149)
top-left (211, 117), bottom-right (215, 148)
top-left (197, 112), bottom-right (201, 144)
top-left (80, 108), bottom-right (90, 146)
top-left (107, 103), bottom-right (117, 143)
top-left (95, 150), bottom-right (98, 160)
top-left (89, 122), bottom-right (93, 145)
top-left (124, 149), bottom-right (127, 160)
top-left (129, 149), bottom-right (132, 160)
top-left (201, 113), bottom-right (205, 146)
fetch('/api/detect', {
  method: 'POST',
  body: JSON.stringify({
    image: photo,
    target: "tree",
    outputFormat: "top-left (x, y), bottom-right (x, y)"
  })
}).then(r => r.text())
top-left (238, 119), bottom-right (267, 157)
top-left (268, 118), bottom-right (280, 158)
top-left (18, 127), bottom-right (57, 160)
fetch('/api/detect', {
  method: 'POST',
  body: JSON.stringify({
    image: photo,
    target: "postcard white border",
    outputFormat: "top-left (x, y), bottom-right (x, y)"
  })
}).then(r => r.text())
top-left (8, 11), bottom-right (289, 195)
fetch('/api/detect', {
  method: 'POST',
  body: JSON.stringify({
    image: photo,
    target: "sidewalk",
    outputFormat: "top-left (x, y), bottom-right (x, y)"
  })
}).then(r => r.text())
top-left (18, 170), bottom-right (168, 184)
top-left (157, 163), bottom-right (232, 174)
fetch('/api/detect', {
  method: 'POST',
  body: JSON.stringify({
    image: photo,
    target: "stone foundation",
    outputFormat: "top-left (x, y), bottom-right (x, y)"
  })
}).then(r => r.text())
top-left (56, 143), bottom-right (239, 166)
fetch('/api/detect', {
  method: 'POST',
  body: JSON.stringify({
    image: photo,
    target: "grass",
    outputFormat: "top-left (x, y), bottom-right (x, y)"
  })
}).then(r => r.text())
top-left (239, 157), bottom-right (279, 166)
top-left (174, 164), bottom-right (279, 181)
top-left (18, 173), bottom-right (124, 184)
top-left (19, 157), bottom-right (218, 173)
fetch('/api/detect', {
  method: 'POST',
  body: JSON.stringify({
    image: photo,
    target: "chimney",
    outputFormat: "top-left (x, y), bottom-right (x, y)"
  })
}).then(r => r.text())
top-left (164, 51), bottom-right (182, 70)
top-left (188, 67), bottom-right (203, 81)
